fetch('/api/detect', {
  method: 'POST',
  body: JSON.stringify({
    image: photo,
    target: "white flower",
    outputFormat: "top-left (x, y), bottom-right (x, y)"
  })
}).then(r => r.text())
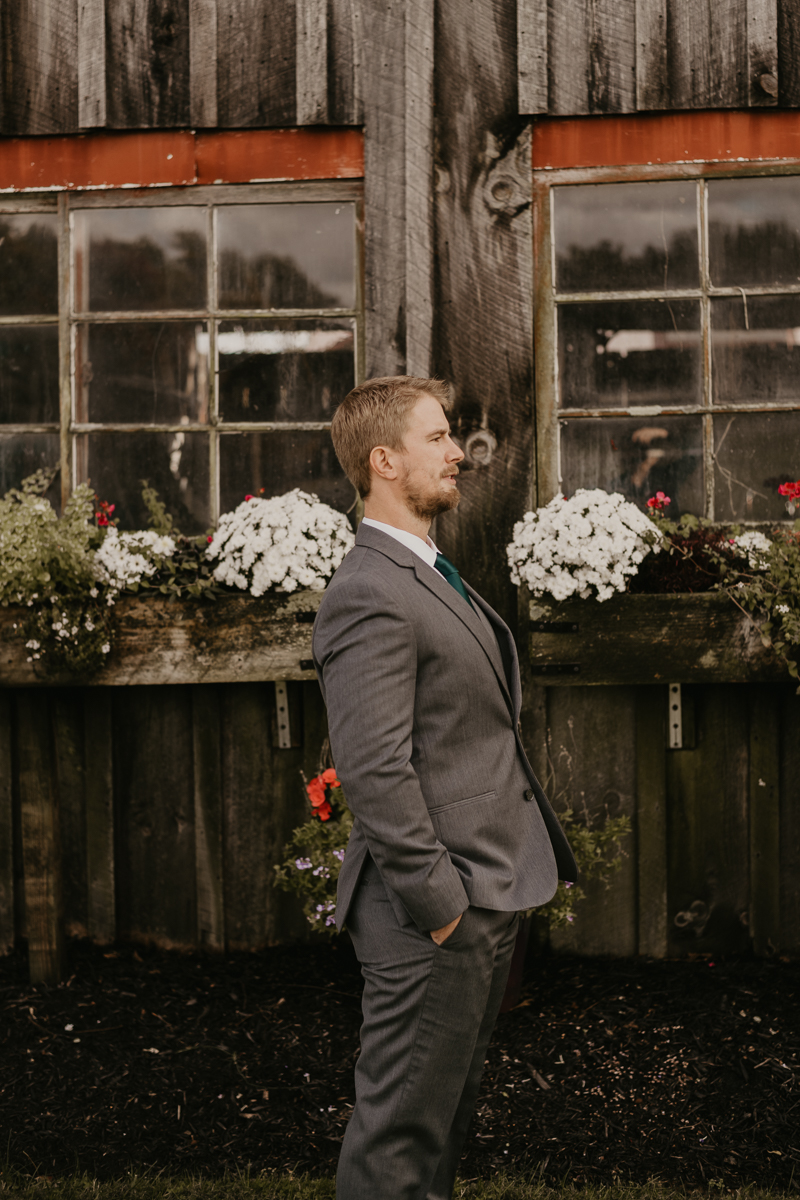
top-left (730, 530), bottom-right (771, 570)
top-left (101, 643), bottom-right (111, 654)
top-left (206, 490), bottom-right (354, 597)
top-left (89, 587), bottom-right (98, 598)
top-left (776, 604), bottom-right (790, 614)
top-left (95, 527), bottom-right (176, 591)
top-left (506, 489), bottom-right (661, 603)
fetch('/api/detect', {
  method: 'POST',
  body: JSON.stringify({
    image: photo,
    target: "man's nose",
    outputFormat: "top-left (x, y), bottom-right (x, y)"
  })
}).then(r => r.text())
top-left (446, 436), bottom-right (464, 463)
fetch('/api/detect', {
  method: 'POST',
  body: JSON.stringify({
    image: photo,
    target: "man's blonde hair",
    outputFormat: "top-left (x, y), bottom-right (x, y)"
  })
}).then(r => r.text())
top-left (331, 376), bottom-right (453, 497)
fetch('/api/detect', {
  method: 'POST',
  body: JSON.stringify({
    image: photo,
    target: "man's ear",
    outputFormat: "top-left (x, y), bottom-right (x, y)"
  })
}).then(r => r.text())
top-left (369, 444), bottom-right (399, 482)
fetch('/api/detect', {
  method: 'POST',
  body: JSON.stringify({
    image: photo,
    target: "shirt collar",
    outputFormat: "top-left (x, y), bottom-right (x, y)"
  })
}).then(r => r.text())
top-left (361, 517), bottom-right (439, 570)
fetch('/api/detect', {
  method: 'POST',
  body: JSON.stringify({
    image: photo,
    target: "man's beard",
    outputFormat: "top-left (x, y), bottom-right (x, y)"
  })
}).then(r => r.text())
top-left (402, 472), bottom-right (461, 522)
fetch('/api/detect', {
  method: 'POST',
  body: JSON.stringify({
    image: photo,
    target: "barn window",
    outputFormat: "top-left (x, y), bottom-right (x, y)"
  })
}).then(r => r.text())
top-left (0, 182), bottom-right (363, 531)
top-left (535, 169), bottom-right (800, 523)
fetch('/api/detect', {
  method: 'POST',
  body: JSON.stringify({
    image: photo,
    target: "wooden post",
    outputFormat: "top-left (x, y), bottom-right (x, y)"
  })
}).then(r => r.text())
top-left (16, 692), bottom-right (64, 984)
top-left (0, 691), bottom-right (14, 953)
top-left (636, 686), bottom-right (668, 958)
top-left (84, 691), bottom-right (115, 944)
top-left (192, 685), bottom-right (225, 950)
top-left (749, 684), bottom-right (780, 955)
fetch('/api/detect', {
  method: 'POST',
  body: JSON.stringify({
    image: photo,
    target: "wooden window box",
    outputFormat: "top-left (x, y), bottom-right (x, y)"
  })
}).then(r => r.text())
top-left (0, 591), bottom-right (323, 687)
top-left (528, 591), bottom-right (784, 686)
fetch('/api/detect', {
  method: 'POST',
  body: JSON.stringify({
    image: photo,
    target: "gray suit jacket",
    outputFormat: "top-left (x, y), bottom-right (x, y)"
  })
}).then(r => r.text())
top-left (312, 523), bottom-right (578, 931)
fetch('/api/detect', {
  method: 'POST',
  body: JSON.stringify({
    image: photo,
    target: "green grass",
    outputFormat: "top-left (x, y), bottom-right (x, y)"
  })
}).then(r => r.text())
top-left (0, 1174), bottom-right (795, 1200)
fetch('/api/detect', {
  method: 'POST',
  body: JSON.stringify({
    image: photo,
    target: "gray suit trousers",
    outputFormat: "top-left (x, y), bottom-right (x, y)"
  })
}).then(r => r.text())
top-left (337, 859), bottom-right (519, 1200)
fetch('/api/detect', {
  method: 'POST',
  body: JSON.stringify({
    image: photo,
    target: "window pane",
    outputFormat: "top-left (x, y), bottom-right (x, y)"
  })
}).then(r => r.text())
top-left (0, 213), bottom-right (58, 316)
top-left (712, 295), bottom-right (800, 405)
top-left (0, 434), bottom-right (60, 506)
top-left (217, 319), bottom-right (354, 421)
top-left (708, 176), bottom-right (800, 288)
top-left (79, 431), bottom-right (210, 533)
top-left (714, 412), bottom-right (800, 521)
top-left (561, 415), bottom-right (704, 515)
top-left (0, 327), bottom-right (59, 423)
top-left (219, 430), bottom-right (353, 514)
top-left (75, 323), bottom-right (209, 424)
top-left (217, 203), bottom-right (356, 309)
top-left (73, 207), bottom-right (207, 312)
top-left (554, 182), bottom-right (698, 293)
top-left (558, 300), bottom-right (701, 409)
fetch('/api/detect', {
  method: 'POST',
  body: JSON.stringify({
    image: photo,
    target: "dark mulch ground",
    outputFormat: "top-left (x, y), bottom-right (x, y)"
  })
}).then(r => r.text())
top-left (1, 940), bottom-right (798, 1190)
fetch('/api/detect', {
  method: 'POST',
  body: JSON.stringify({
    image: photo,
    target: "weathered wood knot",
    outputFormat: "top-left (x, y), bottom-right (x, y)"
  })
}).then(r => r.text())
top-left (759, 73), bottom-right (778, 96)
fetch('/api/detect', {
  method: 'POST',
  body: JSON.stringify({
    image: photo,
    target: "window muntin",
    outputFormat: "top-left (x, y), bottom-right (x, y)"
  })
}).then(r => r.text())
top-left (0, 183), bottom-right (363, 534)
top-left (542, 171), bottom-right (800, 523)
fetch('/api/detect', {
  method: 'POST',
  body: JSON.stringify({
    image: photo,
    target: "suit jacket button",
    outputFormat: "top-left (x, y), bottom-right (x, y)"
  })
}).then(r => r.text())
top-left (523, 788), bottom-right (534, 802)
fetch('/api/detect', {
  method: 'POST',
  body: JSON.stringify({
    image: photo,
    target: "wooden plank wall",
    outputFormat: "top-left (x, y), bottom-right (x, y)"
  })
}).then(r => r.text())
top-left (518, 0), bottom-right (798, 114)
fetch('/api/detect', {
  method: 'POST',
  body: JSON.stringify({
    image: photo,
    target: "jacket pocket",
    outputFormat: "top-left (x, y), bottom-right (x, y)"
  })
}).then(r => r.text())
top-left (428, 790), bottom-right (496, 816)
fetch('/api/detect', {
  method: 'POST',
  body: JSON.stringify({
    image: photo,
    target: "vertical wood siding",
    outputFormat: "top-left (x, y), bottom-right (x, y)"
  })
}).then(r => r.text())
top-left (0, 0), bottom-right (78, 135)
top-left (106, 0), bottom-right (191, 128)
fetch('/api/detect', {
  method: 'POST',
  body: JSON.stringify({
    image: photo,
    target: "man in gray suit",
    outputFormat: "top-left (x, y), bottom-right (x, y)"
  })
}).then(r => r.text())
top-left (312, 376), bottom-right (577, 1199)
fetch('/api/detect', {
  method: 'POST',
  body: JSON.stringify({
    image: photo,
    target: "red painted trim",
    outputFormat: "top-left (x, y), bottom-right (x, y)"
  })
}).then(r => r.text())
top-left (532, 110), bottom-right (800, 170)
top-left (0, 128), bottom-right (364, 193)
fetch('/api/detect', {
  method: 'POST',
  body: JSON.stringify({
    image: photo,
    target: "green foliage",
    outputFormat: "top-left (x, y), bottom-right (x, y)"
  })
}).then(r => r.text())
top-left (0, 471), bottom-right (114, 674)
top-left (536, 801), bottom-right (631, 929)
top-left (273, 784), bottom-right (352, 935)
top-left (141, 479), bottom-right (176, 537)
top-left (714, 522), bottom-right (800, 688)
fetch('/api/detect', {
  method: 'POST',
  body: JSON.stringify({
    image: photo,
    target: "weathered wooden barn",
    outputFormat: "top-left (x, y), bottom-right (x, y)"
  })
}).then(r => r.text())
top-left (0, 0), bottom-right (799, 982)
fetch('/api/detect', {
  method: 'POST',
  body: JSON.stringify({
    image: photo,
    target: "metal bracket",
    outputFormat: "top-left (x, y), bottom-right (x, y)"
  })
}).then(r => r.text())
top-left (531, 663), bottom-right (581, 676)
top-left (529, 621), bottom-right (579, 633)
top-left (275, 681), bottom-right (291, 749)
top-left (668, 683), bottom-right (682, 749)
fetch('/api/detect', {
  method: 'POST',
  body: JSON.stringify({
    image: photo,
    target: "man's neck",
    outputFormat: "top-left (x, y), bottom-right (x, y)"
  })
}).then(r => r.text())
top-left (363, 497), bottom-right (431, 542)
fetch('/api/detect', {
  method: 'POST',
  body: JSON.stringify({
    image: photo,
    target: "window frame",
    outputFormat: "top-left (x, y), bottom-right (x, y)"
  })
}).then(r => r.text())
top-left (533, 157), bottom-right (800, 520)
top-left (0, 178), bottom-right (365, 521)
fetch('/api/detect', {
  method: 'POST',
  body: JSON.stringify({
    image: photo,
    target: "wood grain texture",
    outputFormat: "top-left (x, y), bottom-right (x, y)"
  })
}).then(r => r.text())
top-left (0, 692), bottom-right (13, 953)
top-left (52, 692), bottom-right (88, 940)
top-left (747, 0), bottom-right (778, 105)
top-left (77, 0), bottom-right (107, 127)
top-left (297, 0), bottom-right (329, 124)
top-left (635, 686), bottom-right (668, 957)
top-left (777, 0), bottom-right (800, 105)
top-left (114, 687), bottom-right (196, 947)
top-left (748, 685), bottom-right (780, 955)
top-left (404, 0), bottom-right (434, 376)
top-left (636, 0), bottom-right (669, 110)
top-left (666, 686), bottom-right (750, 956)
top-left (546, 686), bottom-right (638, 957)
top-left (0, 593), bottom-right (322, 687)
top-left (433, 0), bottom-right (533, 629)
top-left (517, 0), bottom-right (548, 114)
top-left (779, 683), bottom-right (800, 954)
top-left (667, 0), bottom-right (748, 108)
top-left (106, 0), bottom-right (191, 128)
top-left (546, 0), bottom-right (635, 115)
top-left (0, 0), bottom-right (78, 135)
top-left (192, 686), bottom-right (224, 950)
top-left (361, 0), bottom-right (406, 377)
top-left (16, 692), bottom-right (64, 984)
top-left (84, 691), bottom-right (115, 944)
top-left (528, 593), bottom-right (784, 686)
top-left (189, 0), bottom-right (217, 125)
top-left (217, 0), bottom-right (296, 127)
top-left (327, 0), bottom-right (359, 124)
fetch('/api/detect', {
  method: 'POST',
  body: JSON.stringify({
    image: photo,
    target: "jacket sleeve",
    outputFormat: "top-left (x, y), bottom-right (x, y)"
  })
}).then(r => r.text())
top-left (312, 573), bottom-right (468, 931)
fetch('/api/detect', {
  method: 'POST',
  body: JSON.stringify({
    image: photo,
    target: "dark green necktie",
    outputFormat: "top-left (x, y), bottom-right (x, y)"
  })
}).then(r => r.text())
top-left (434, 552), bottom-right (474, 610)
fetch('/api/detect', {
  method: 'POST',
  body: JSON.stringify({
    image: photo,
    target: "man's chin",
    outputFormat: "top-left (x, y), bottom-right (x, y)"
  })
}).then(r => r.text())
top-left (407, 489), bottom-right (460, 522)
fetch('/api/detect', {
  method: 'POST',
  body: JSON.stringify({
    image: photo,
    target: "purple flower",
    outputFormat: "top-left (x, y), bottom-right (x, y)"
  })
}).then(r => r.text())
top-left (296, 858), bottom-right (312, 870)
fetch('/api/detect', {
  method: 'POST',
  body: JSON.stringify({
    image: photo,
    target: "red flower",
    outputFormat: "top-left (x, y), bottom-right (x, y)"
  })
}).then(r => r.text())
top-left (321, 767), bottom-right (340, 787)
top-left (207, 535), bottom-right (213, 543)
top-left (306, 777), bottom-right (327, 808)
top-left (244, 494), bottom-right (254, 501)
top-left (96, 514), bottom-right (109, 527)
top-left (778, 481), bottom-right (800, 500)
top-left (646, 491), bottom-right (671, 511)
top-left (317, 800), bottom-right (333, 821)
top-left (306, 768), bottom-right (341, 821)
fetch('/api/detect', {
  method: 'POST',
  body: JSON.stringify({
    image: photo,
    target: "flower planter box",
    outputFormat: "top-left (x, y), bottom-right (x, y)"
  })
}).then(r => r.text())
top-left (528, 591), bottom-right (784, 686)
top-left (0, 591), bottom-right (323, 687)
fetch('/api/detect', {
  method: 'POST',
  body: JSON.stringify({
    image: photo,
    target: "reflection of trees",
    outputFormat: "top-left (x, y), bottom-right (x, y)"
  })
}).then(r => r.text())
top-left (708, 220), bottom-right (800, 286)
top-left (557, 231), bottom-right (697, 291)
top-left (0, 219), bottom-right (58, 314)
top-left (219, 249), bottom-right (339, 309)
top-left (89, 231), bottom-right (206, 309)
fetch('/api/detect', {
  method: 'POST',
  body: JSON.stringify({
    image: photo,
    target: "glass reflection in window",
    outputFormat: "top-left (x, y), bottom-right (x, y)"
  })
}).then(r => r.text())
top-left (0, 214), bottom-right (58, 316)
top-left (712, 295), bottom-right (800, 405)
top-left (80, 431), bottom-right (210, 533)
top-left (219, 430), bottom-right (352, 514)
top-left (714, 411), bottom-right (800, 522)
top-left (708, 176), bottom-right (800, 288)
top-left (0, 327), bottom-right (59, 423)
top-left (0, 434), bottom-right (60, 505)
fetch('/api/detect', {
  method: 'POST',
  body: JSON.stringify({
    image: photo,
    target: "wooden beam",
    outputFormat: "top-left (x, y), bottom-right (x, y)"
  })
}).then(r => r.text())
top-left (0, 692), bottom-right (14, 953)
top-left (189, 0), bottom-right (218, 126)
top-left (635, 0), bottom-right (668, 110)
top-left (77, 0), bottom-right (106, 127)
top-left (84, 691), bottom-right (115, 943)
top-left (747, 0), bottom-right (778, 105)
top-left (192, 685), bottom-right (225, 950)
top-left (636, 686), bottom-right (667, 957)
top-left (16, 693), bottom-right (64, 984)
top-left (748, 684), bottom-right (780, 954)
top-left (404, 0), bottom-right (434, 376)
top-left (296, 0), bottom-right (329, 125)
top-left (518, 0), bottom-right (549, 115)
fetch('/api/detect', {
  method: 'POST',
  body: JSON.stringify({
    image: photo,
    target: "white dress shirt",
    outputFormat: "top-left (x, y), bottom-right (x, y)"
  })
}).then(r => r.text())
top-left (361, 517), bottom-right (443, 575)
